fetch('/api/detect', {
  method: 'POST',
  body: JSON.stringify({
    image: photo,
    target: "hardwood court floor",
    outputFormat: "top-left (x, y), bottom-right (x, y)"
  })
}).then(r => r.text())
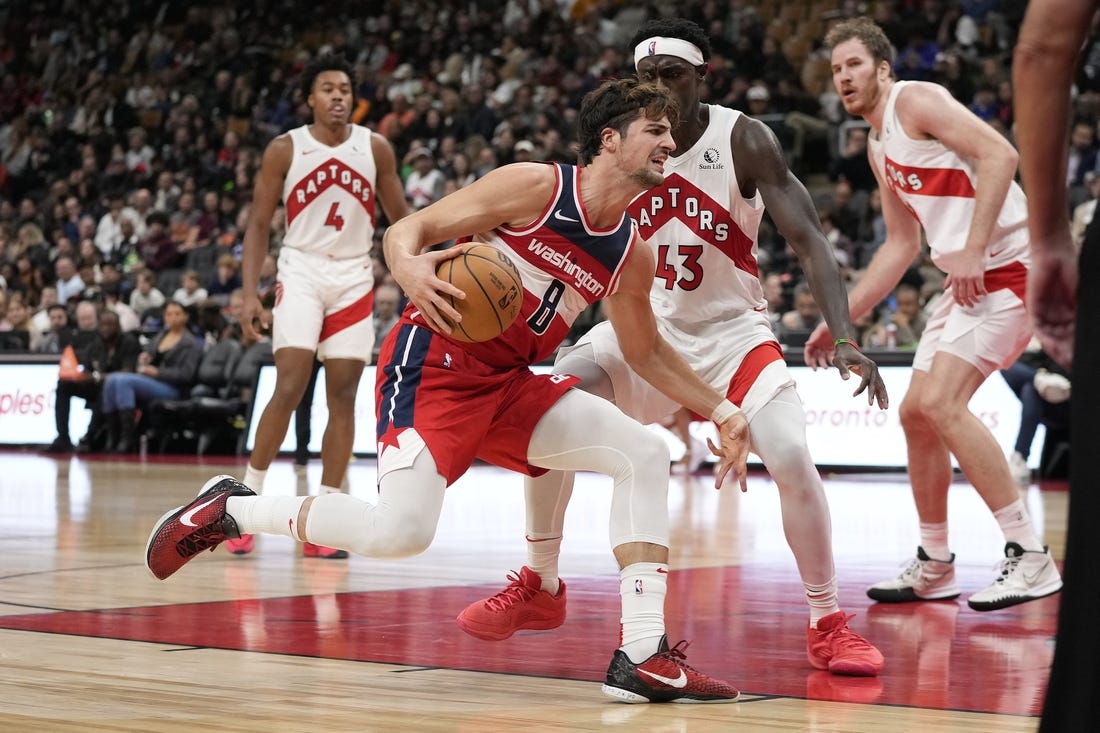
top-left (0, 452), bottom-right (1066, 732)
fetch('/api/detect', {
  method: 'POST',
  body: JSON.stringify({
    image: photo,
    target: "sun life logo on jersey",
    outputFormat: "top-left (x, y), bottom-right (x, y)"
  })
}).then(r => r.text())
top-left (699, 147), bottom-right (723, 170)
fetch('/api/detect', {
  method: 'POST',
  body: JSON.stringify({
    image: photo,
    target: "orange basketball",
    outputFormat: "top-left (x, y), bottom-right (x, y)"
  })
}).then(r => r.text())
top-left (435, 243), bottom-right (523, 343)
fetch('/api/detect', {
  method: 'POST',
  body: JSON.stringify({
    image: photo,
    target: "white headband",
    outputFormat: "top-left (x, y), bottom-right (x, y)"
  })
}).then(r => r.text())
top-left (633, 36), bottom-right (706, 69)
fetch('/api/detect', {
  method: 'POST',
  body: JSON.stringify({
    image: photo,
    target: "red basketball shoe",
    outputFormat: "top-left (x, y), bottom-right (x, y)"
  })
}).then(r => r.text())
top-left (602, 636), bottom-right (740, 703)
top-left (224, 534), bottom-right (255, 555)
top-left (303, 542), bottom-right (349, 559)
top-left (456, 566), bottom-right (566, 641)
top-left (807, 611), bottom-right (884, 676)
top-left (145, 475), bottom-right (255, 580)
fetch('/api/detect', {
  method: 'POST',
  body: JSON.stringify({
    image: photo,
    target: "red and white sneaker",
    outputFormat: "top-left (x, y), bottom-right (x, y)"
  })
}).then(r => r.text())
top-left (145, 475), bottom-right (255, 580)
top-left (225, 534), bottom-right (255, 555)
top-left (602, 636), bottom-right (740, 703)
top-left (456, 566), bottom-right (566, 641)
top-left (807, 611), bottom-right (884, 676)
top-left (303, 542), bottom-right (349, 559)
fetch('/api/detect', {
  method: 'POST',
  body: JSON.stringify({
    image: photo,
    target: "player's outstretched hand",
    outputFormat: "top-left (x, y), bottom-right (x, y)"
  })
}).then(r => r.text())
top-left (710, 411), bottom-right (750, 492)
top-left (833, 342), bottom-right (889, 409)
top-left (390, 246), bottom-right (467, 335)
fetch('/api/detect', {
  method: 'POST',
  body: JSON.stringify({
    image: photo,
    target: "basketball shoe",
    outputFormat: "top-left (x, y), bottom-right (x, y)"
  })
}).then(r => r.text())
top-left (967, 542), bottom-right (1063, 611)
top-left (225, 535), bottom-right (254, 555)
top-left (602, 636), bottom-right (740, 703)
top-left (145, 475), bottom-right (255, 580)
top-left (456, 566), bottom-right (566, 640)
top-left (303, 542), bottom-right (349, 559)
top-left (807, 611), bottom-right (884, 676)
top-left (867, 546), bottom-right (960, 603)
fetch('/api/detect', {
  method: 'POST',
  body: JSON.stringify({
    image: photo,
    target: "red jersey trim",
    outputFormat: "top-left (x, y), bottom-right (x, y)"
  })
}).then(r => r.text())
top-left (319, 290), bottom-right (375, 342)
top-left (726, 341), bottom-right (784, 405)
top-left (498, 162), bottom-right (561, 236)
top-left (575, 166), bottom-right (625, 235)
top-left (984, 261), bottom-right (1027, 302)
top-left (884, 157), bottom-right (976, 199)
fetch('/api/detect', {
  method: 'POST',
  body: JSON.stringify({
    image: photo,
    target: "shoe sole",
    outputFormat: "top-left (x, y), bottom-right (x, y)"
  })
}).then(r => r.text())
top-left (303, 550), bottom-right (350, 559)
top-left (967, 580), bottom-right (1063, 611)
top-left (144, 474), bottom-right (240, 579)
top-left (866, 587), bottom-right (960, 603)
top-left (826, 659), bottom-right (883, 677)
top-left (455, 614), bottom-right (564, 641)
top-left (600, 684), bottom-right (741, 704)
top-left (808, 651), bottom-right (883, 677)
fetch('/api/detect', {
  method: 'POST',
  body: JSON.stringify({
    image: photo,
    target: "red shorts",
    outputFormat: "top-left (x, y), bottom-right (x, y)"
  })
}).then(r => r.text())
top-left (375, 321), bottom-right (579, 486)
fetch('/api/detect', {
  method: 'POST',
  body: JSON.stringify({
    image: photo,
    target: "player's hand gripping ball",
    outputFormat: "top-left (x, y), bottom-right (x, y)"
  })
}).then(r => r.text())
top-left (435, 243), bottom-right (523, 342)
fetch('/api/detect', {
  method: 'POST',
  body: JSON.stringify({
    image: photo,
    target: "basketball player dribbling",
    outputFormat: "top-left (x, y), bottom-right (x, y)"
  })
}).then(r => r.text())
top-left (806, 17), bottom-right (1062, 610)
top-left (460, 18), bottom-right (889, 678)
top-left (225, 54), bottom-right (409, 557)
top-left (147, 79), bottom-right (753, 703)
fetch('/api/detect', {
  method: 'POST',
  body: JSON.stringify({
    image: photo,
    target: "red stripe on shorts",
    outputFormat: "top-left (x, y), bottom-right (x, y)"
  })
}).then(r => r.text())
top-left (726, 341), bottom-right (785, 406)
top-left (319, 290), bottom-right (374, 342)
top-left (983, 261), bottom-right (1027, 302)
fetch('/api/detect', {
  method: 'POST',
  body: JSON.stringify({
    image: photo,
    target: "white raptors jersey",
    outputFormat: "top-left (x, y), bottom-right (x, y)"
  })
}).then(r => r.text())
top-left (282, 125), bottom-right (378, 260)
top-left (869, 81), bottom-right (1029, 272)
top-left (629, 105), bottom-right (767, 331)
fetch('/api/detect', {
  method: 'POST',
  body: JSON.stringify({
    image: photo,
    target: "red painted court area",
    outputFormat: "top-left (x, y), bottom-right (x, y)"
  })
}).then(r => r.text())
top-left (0, 565), bottom-right (1056, 716)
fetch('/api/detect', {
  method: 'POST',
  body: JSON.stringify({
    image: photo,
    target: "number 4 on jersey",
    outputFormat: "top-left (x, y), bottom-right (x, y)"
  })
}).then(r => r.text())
top-left (655, 244), bottom-right (703, 291)
top-left (325, 202), bottom-right (345, 231)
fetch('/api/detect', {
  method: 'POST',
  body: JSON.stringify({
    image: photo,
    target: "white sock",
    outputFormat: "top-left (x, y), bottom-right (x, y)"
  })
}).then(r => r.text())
top-left (242, 465), bottom-right (267, 494)
top-left (994, 498), bottom-right (1044, 552)
top-left (320, 484), bottom-right (342, 494)
top-left (919, 521), bottom-right (951, 560)
top-left (526, 534), bottom-right (562, 596)
top-left (619, 562), bottom-right (667, 663)
top-left (805, 575), bottom-right (839, 628)
top-left (227, 495), bottom-right (307, 538)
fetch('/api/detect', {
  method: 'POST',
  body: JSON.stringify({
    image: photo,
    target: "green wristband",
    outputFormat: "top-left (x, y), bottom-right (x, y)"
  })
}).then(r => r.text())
top-left (834, 337), bottom-right (859, 349)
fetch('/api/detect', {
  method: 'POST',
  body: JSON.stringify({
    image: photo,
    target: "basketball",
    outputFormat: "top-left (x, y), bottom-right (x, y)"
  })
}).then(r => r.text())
top-left (435, 243), bottom-right (524, 342)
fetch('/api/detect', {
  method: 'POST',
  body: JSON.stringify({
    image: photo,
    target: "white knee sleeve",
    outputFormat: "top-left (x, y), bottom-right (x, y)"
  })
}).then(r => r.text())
top-left (306, 447), bottom-right (447, 558)
top-left (527, 390), bottom-right (670, 549)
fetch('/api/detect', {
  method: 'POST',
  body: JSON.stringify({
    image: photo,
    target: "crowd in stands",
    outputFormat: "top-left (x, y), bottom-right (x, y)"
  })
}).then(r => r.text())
top-left (0, 0), bottom-right (1085, 454)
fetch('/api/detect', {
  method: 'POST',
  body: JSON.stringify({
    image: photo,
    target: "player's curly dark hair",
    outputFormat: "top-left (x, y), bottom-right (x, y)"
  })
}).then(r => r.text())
top-left (300, 53), bottom-right (355, 98)
top-left (576, 78), bottom-right (679, 166)
top-left (628, 18), bottom-right (713, 65)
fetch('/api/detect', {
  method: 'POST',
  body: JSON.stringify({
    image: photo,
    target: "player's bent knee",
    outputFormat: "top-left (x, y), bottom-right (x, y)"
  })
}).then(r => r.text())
top-left (627, 426), bottom-right (671, 473)
top-left (365, 522), bottom-right (436, 558)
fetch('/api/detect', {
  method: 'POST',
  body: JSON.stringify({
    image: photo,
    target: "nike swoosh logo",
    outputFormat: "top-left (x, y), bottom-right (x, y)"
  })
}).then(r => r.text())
top-left (989, 249), bottom-right (1005, 258)
top-left (180, 495), bottom-right (222, 527)
top-left (553, 210), bottom-right (579, 223)
top-left (1023, 566), bottom-right (1048, 585)
top-left (638, 668), bottom-right (688, 688)
top-left (302, 148), bottom-right (321, 155)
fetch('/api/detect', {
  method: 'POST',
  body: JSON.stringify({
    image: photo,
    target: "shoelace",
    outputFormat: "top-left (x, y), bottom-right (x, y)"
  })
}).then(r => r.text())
top-left (989, 554), bottom-right (1023, 586)
top-left (180, 521), bottom-right (226, 557)
top-left (819, 613), bottom-right (877, 652)
top-left (897, 557), bottom-right (923, 579)
top-left (658, 640), bottom-right (702, 673)
top-left (484, 570), bottom-right (538, 611)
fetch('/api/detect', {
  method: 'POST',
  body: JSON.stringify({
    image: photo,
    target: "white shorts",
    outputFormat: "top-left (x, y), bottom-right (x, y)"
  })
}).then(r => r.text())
top-left (912, 289), bottom-right (1032, 377)
top-left (273, 247), bottom-right (375, 361)
top-left (564, 309), bottom-right (795, 424)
